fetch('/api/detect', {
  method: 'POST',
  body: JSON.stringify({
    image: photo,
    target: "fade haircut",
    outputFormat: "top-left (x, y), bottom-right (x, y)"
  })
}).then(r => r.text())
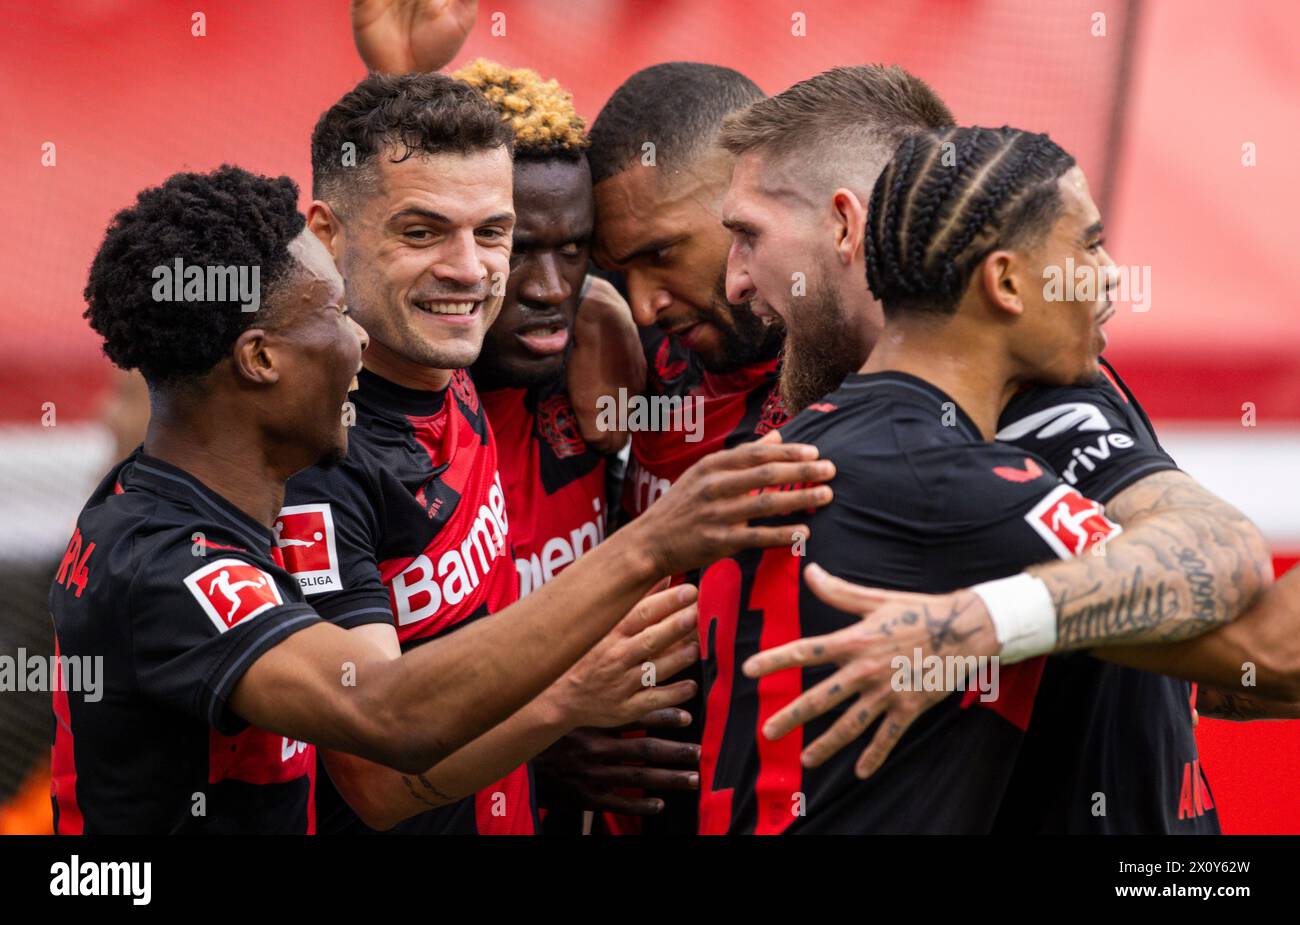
top-left (719, 65), bottom-right (955, 196)
top-left (311, 72), bottom-right (514, 211)
top-left (866, 125), bottom-right (1076, 318)
top-left (587, 62), bottom-right (764, 185)
top-left (453, 58), bottom-right (588, 161)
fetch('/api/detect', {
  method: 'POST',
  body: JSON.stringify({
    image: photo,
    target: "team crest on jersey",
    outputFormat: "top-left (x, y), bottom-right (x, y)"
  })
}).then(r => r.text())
top-left (450, 368), bottom-right (479, 414)
top-left (536, 394), bottom-right (587, 459)
top-left (273, 503), bottom-right (341, 594)
top-left (1024, 484), bottom-right (1122, 558)
top-left (183, 558), bottom-right (284, 633)
top-left (653, 337), bottom-right (688, 384)
top-left (755, 386), bottom-right (790, 435)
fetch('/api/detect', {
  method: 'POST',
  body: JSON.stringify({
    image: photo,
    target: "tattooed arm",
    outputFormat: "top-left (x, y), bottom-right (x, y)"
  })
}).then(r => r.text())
top-left (740, 471), bottom-right (1272, 776)
top-left (1099, 562), bottom-right (1300, 709)
top-left (1027, 470), bottom-right (1272, 649)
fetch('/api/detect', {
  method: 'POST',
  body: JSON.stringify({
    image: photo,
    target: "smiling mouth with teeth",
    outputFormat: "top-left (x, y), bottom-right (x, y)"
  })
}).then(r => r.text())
top-left (414, 300), bottom-right (479, 316)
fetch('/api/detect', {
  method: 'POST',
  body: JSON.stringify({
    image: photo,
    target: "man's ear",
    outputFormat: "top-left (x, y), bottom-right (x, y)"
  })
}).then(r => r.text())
top-left (231, 328), bottom-right (280, 385)
top-left (306, 201), bottom-right (343, 258)
top-left (979, 250), bottom-right (1028, 317)
top-left (831, 188), bottom-right (868, 266)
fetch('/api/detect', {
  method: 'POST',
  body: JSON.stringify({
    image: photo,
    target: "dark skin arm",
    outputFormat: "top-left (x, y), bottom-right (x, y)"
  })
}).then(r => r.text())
top-left (567, 276), bottom-right (646, 453)
top-left (231, 440), bottom-right (834, 773)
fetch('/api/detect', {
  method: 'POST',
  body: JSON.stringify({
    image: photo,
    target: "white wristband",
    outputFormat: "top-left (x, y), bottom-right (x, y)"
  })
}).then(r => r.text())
top-left (970, 574), bottom-right (1056, 664)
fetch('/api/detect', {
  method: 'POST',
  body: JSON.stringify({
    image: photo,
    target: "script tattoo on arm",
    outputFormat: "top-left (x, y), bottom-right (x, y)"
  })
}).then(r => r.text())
top-left (1027, 471), bottom-right (1271, 651)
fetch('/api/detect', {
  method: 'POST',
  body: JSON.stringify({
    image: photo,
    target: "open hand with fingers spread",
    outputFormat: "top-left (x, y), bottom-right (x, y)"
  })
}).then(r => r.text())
top-left (742, 563), bottom-right (999, 779)
top-left (630, 441), bottom-right (834, 578)
top-left (549, 584), bottom-right (702, 730)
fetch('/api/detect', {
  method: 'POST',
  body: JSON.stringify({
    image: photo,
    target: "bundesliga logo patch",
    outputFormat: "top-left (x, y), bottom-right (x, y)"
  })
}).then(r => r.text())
top-left (1024, 484), bottom-right (1122, 558)
top-left (273, 503), bottom-right (342, 594)
top-left (183, 558), bottom-right (283, 633)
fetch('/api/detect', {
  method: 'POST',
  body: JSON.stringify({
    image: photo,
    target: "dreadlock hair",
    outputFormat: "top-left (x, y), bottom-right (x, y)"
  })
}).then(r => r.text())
top-left (84, 165), bottom-right (305, 389)
top-left (865, 125), bottom-right (1076, 319)
top-left (587, 62), bottom-right (763, 185)
top-left (453, 58), bottom-right (588, 161)
top-left (311, 72), bottom-right (514, 210)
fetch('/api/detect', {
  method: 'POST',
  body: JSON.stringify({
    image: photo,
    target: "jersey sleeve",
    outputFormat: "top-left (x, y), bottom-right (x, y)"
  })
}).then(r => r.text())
top-left (995, 372), bottom-right (1178, 504)
top-left (279, 460), bottom-right (394, 630)
top-left (129, 529), bottom-right (320, 736)
top-left (915, 443), bottom-right (1123, 589)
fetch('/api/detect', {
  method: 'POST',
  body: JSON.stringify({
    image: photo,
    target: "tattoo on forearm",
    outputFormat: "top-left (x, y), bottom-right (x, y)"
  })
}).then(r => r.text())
top-left (1177, 547), bottom-right (1217, 625)
top-left (400, 772), bottom-right (455, 809)
top-left (1198, 689), bottom-right (1271, 722)
top-left (1032, 472), bottom-right (1271, 651)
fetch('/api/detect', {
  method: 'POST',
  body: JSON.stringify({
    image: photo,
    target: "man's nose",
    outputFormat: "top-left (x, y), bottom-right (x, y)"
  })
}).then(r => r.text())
top-left (625, 271), bottom-right (672, 327)
top-left (519, 254), bottom-right (568, 306)
top-left (725, 242), bottom-right (755, 306)
top-left (349, 315), bottom-right (369, 352)
top-left (431, 230), bottom-right (488, 289)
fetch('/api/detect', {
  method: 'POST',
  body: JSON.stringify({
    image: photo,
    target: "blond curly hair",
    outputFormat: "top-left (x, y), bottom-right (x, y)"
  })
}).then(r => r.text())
top-left (453, 58), bottom-right (589, 158)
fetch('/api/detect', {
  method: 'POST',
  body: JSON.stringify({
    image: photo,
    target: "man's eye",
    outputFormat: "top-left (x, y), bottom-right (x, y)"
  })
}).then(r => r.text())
top-left (478, 227), bottom-right (506, 240)
top-left (340, 304), bottom-right (350, 317)
top-left (404, 229), bottom-right (432, 241)
top-left (1088, 238), bottom-right (1106, 252)
top-left (559, 243), bottom-right (582, 257)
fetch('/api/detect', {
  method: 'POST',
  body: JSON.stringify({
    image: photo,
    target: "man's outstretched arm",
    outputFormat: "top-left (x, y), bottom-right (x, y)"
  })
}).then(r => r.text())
top-left (740, 470), bottom-right (1272, 777)
top-left (1029, 470), bottom-right (1272, 649)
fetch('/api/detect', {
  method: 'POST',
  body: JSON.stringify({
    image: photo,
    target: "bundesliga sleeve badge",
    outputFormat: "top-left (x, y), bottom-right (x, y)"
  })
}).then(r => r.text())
top-left (273, 503), bottom-right (342, 594)
top-left (183, 558), bottom-right (285, 633)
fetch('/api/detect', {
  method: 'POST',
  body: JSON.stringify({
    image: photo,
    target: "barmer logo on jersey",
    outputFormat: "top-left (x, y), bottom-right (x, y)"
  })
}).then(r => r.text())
top-left (390, 472), bottom-right (510, 627)
top-left (274, 503), bottom-right (341, 594)
top-left (1025, 484), bottom-right (1122, 558)
top-left (183, 558), bottom-right (284, 633)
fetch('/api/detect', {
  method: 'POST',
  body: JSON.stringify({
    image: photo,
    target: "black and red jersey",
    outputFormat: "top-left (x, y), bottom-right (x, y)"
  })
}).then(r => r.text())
top-left (480, 377), bottom-right (607, 598)
top-left (621, 355), bottom-right (789, 521)
top-left (48, 451), bottom-right (319, 834)
top-left (281, 368), bottom-right (535, 835)
top-left (609, 341), bottom-right (788, 835)
top-left (696, 371), bottom-right (1118, 834)
top-left (992, 358), bottom-right (1218, 834)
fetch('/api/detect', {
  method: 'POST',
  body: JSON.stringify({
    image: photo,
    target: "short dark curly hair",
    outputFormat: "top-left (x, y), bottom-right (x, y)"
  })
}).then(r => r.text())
top-left (83, 165), bottom-right (306, 387)
top-left (311, 72), bottom-right (515, 209)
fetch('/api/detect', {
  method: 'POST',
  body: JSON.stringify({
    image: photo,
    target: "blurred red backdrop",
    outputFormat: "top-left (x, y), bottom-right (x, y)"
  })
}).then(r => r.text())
top-left (1, 0), bottom-right (1296, 832)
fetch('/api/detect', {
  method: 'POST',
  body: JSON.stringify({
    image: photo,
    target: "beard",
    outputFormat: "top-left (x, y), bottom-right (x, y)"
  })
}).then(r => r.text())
top-left (696, 273), bottom-right (785, 374)
top-left (778, 285), bottom-right (864, 415)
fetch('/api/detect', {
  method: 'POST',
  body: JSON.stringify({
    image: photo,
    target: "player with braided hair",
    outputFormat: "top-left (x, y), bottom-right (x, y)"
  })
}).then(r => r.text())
top-left (867, 127), bottom-right (1079, 322)
top-left (723, 103), bottom-right (1272, 834)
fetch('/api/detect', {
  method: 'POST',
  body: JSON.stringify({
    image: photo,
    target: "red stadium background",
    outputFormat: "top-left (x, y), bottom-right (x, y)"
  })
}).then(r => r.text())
top-left (1, 0), bottom-right (1297, 833)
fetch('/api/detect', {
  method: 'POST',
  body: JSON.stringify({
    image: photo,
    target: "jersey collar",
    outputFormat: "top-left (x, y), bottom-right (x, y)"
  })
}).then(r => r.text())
top-left (353, 367), bottom-right (449, 418)
top-left (124, 450), bottom-right (277, 552)
top-left (841, 371), bottom-right (983, 442)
